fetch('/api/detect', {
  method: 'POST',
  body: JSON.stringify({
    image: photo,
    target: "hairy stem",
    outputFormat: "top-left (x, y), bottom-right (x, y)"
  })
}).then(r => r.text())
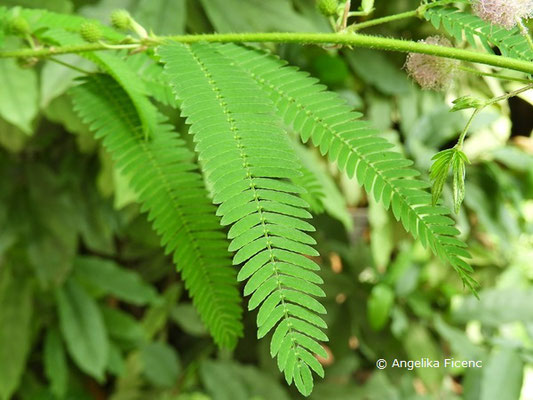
top-left (457, 65), bottom-right (532, 84)
top-left (457, 83), bottom-right (533, 147)
top-left (1, 32), bottom-right (533, 75)
top-left (485, 83), bottom-right (533, 106)
top-left (456, 108), bottom-right (481, 148)
top-left (347, 10), bottom-right (418, 31)
top-left (347, 0), bottom-right (467, 32)
top-left (48, 57), bottom-right (92, 74)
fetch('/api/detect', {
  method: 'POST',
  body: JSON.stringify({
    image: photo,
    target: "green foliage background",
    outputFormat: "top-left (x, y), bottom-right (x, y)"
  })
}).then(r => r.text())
top-left (1, 0), bottom-right (533, 399)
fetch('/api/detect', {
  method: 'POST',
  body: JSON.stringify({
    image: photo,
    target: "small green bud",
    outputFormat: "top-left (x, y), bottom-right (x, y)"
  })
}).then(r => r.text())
top-left (110, 9), bottom-right (131, 30)
top-left (361, 0), bottom-right (375, 13)
top-left (317, 0), bottom-right (338, 17)
top-left (7, 16), bottom-right (31, 36)
top-left (80, 22), bottom-right (102, 43)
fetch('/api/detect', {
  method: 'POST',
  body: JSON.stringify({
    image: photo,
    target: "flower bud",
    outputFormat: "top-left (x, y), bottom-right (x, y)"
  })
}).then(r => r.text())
top-left (110, 9), bottom-right (132, 31)
top-left (405, 36), bottom-right (459, 91)
top-left (317, 0), bottom-right (339, 17)
top-left (80, 22), bottom-right (102, 43)
top-left (472, 0), bottom-right (533, 30)
top-left (7, 16), bottom-right (31, 36)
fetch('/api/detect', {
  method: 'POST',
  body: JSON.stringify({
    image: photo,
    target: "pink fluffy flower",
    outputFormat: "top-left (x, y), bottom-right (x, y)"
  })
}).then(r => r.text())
top-left (472, 0), bottom-right (533, 30)
top-left (405, 36), bottom-right (459, 91)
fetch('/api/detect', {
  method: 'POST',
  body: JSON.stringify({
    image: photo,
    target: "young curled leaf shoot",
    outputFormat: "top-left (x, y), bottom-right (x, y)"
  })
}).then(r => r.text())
top-left (432, 83), bottom-right (533, 213)
top-left (452, 151), bottom-right (469, 214)
top-left (450, 96), bottom-right (484, 112)
top-left (405, 36), bottom-right (459, 90)
top-left (430, 148), bottom-right (469, 213)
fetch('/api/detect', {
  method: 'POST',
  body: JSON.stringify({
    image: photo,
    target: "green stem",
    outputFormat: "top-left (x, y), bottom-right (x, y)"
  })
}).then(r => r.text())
top-left (158, 33), bottom-right (533, 75)
top-left (456, 83), bottom-right (533, 147)
top-left (1, 32), bottom-right (533, 75)
top-left (338, 0), bottom-right (351, 31)
top-left (347, 11), bottom-right (373, 17)
top-left (484, 83), bottom-right (533, 106)
top-left (24, 34), bottom-right (36, 50)
top-left (457, 65), bottom-right (532, 84)
top-left (0, 42), bottom-right (103, 58)
top-left (347, 10), bottom-right (418, 32)
top-left (97, 40), bottom-right (141, 50)
top-left (456, 108), bottom-right (481, 148)
top-left (48, 57), bottom-right (93, 74)
top-left (347, 0), bottom-right (463, 32)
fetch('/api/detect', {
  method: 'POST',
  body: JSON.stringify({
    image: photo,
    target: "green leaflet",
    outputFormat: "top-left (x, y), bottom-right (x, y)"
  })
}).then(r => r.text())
top-left (73, 256), bottom-right (158, 306)
top-left (367, 283), bottom-right (394, 331)
top-left (425, 6), bottom-right (533, 62)
top-left (452, 152), bottom-right (467, 214)
top-left (131, 0), bottom-right (186, 35)
top-left (0, 269), bottom-right (33, 400)
top-left (70, 73), bottom-right (243, 349)
top-left (404, 324), bottom-right (444, 390)
top-left (0, 117), bottom-right (28, 152)
top-left (481, 348), bottom-right (523, 400)
top-left (199, 0), bottom-right (318, 33)
top-left (159, 42), bottom-right (328, 396)
top-left (0, 58), bottom-right (38, 134)
top-left (56, 277), bottom-right (109, 381)
top-left (200, 360), bottom-right (292, 400)
top-left (452, 288), bottom-right (533, 326)
top-left (43, 328), bottom-right (68, 399)
top-left (140, 342), bottom-right (181, 388)
top-left (170, 303), bottom-right (207, 336)
top-left (430, 149), bottom-right (455, 206)
top-left (107, 342), bottom-right (125, 376)
top-left (101, 306), bottom-right (145, 345)
top-left (142, 284), bottom-right (182, 341)
top-left (215, 43), bottom-right (477, 293)
top-left (429, 148), bottom-right (469, 213)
